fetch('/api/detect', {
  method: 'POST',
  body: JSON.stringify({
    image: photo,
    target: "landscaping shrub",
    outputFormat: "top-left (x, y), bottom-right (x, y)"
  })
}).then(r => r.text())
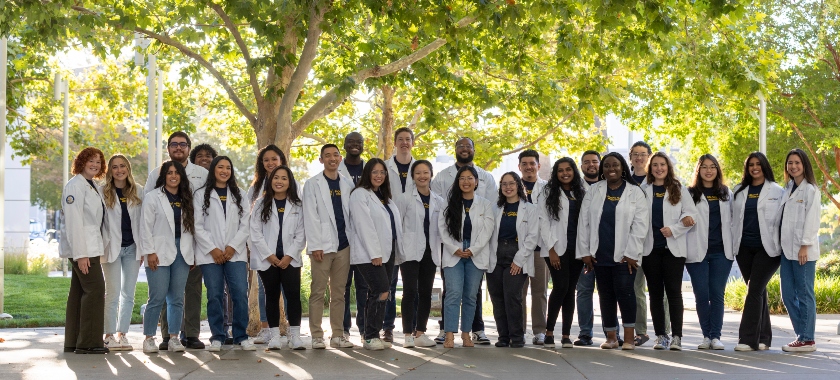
top-left (724, 274), bottom-right (840, 314)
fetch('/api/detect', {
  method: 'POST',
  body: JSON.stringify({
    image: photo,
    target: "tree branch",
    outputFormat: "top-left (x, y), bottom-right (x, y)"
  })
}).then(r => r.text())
top-left (9, 77), bottom-right (49, 85)
top-left (210, 2), bottom-right (262, 104)
top-left (300, 132), bottom-right (327, 144)
top-left (480, 111), bottom-right (576, 169)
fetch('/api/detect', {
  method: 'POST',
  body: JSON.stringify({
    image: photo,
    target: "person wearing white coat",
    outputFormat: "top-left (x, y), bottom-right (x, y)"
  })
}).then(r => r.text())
top-left (685, 154), bottom-right (735, 351)
top-left (193, 156), bottom-right (254, 352)
top-left (731, 152), bottom-right (785, 352)
top-left (60, 147), bottom-right (109, 354)
top-left (778, 149), bottom-right (822, 352)
top-left (250, 166), bottom-right (307, 350)
top-left (640, 152), bottom-right (698, 351)
top-left (138, 161), bottom-right (197, 354)
top-left (486, 173), bottom-right (540, 348)
top-left (395, 160), bottom-right (443, 348)
top-left (101, 154), bottom-right (146, 352)
top-left (577, 153), bottom-right (649, 350)
top-left (338, 132), bottom-right (369, 340)
top-left (517, 149), bottom-right (550, 345)
top-left (438, 165), bottom-right (495, 348)
top-left (349, 158), bottom-right (404, 351)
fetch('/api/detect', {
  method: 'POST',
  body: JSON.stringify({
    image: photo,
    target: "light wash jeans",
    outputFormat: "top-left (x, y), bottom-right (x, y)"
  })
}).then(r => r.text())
top-left (102, 243), bottom-right (142, 334)
top-left (143, 239), bottom-right (191, 336)
top-left (442, 257), bottom-right (485, 333)
top-left (780, 256), bottom-right (817, 342)
top-left (201, 261), bottom-right (249, 344)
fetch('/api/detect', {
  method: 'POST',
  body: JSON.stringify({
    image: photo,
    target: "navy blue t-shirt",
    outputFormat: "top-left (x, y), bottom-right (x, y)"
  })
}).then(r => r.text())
top-left (345, 161), bottom-right (363, 185)
top-left (704, 188), bottom-right (725, 254)
top-left (523, 180), bottom-right (536, 203)
top-left (420, 192), bottom-right (431, 251)
top-left (275, 198), bottom-right (286, 258)
top-left (741, 184), bottom-right (763, 248)
top-left (499, 202), bottom-right (519, 241)
top-left (564, 189), bottom-right (580, 251)
top-left (215, 187), bottom-right (228, 217)
top-left (395, 160), bottom-right (411, 193)
top-left (115, 187), bottom-right (134, 247)
top-left (631, 174), bottom-right (646, 186)
top-left (462, 199), bottom-right (474, 247)
top-left (596, 182), bottom-right (625, 266)
top-left (164, 188), bottom-right (182, 239)
top-left (652, 185), bottom-right (667, 249)
top-left (325, 174), bottom-right (349, 251)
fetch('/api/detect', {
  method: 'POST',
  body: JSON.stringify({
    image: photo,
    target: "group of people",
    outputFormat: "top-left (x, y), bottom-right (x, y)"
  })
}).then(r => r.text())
top-left (60, 129), bottom-right (822, 356)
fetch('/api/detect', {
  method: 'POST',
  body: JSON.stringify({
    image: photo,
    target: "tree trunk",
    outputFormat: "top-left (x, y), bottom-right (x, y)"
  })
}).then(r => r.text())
top-left (254, 101), bottom-right (278, 149)
top-left (377, 85), bottom-right (395, 159)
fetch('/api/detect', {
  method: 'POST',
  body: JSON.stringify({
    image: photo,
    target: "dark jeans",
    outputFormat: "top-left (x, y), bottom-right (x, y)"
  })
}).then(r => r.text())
top-left (686, 252), bottom-right (733, 339)
top-left (356, 257), bottom-right (395, 340)
top-left (384, 264), bottom-right (399, 332)
top-left (65, 257), bottom-right (106, 350)
top-left (643, 247), bottom-right (686, 337)
top-left (487, 241), bottom-right (528, 344)
top-left (344, 265), bottom-right (368, 333)
top-left (736, 244), bottom-right (781, 349)
top-left (160, 265), bottom-right (203, 340)
top-left (545, 249), bottom-right (584, 335)
top-left (439, 268), bottom-right (485, 332)
top-left (400, 248), bottom-right (436, 333)
top-left (259, 265), bottom-right (302, 327)
top-left (595, 264), bottom-right (637, 331)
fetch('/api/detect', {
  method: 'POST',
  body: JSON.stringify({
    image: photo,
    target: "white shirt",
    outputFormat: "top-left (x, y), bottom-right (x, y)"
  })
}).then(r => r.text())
top-left (778, 181), bottom-right (821, 261)
top-left (59, 175), bottom-right (106, 260)
top-left (144, 160), bottom-right (208, 194)
top-left (431, 164), bottom-right (497, 201)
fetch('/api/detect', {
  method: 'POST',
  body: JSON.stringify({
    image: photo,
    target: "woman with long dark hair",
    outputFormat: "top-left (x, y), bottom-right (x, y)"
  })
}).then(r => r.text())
top-left (139, 161), bottom-right (196, 353)
top-left (779, 149), bottom-right (821, 352)
top-left (577, 152), bottom-right (648, 350)
top-left (540, 157), bottom-right (587, 348)
top-left (685, 154), bottom-right (734, 350)
top-left (250, 166), bottom-right (306, 350)
top-left (731, 152), bottom-right (785, 351)
top-left (437, 165), bottom-right (495, 348)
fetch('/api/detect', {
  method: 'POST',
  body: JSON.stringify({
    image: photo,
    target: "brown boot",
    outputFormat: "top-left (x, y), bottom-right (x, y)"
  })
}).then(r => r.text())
top-left (461, 332), bottom-right (474, 347)
top-left (382, 329), bottom-right (394, 343)
top-left (444, 332), bottom-right (455, 348)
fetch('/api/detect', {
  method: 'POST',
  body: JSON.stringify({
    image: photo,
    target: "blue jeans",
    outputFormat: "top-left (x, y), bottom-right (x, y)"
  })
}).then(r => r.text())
top-left (102, 244), bottom-right (141, 334)
top-left (575, 268), bottom-right (595, 337)
top-left (442, 257), bottom-right (485, 333)
top-left (685, 252), bottom-right (732, 339)
top-left (201, 261), bottom-right (249, 344)
top-left (143, 240), bottom-right (190, 337)
top-left (780, 256), bottom-right (817, 342)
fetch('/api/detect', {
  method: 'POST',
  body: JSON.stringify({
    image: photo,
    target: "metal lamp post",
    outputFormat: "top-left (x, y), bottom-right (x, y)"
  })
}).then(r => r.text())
top-left (53, 73), bottom-right (70, 277)
top-left (0, 37), bottom-right (11, 320)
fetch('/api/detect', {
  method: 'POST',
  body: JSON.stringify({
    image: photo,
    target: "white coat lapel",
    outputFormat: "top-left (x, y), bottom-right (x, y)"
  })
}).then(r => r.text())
top-left (318, 174), bottom-right (337, 227)
top-left (157, 190), bottom-right (176, 235)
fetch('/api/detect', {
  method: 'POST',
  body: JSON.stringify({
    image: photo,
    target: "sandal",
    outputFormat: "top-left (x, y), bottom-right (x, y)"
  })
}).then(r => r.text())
top-left (444, 332), bottom-right (454, 348)
top-left (461, 332), bottom-right (474, 347)
top-left (634, 335), bottom-right (650, 346)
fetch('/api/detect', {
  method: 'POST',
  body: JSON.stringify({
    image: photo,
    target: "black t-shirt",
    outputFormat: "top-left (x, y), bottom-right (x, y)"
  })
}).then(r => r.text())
top-left (377, 190), bottom-right (398, 257)
top-left (115, 187), bottom-right (134, 247)
top-left (462, 199), bottom-right (474, 247)
top-left (215, 187), bottom-right (228, 217)
top-left (596, 182), bottom-right (625, 266)
top-left (395, 159), bottom-right (411, 193)
top-left (585, 178), bottom-right (600, 186)
top-left (275, 198), bottom-right (286, 258)
top-left (325, 173), bottom-right (349, 251)
top-left (741, 183), bottom-right (763, 248)
top-left (564, 189), bottom-right (580, 251)
top-left (631, 174), bottom-right (646, 186)
top-left (345, 161), bottom-right (364, 185)
top-left (523, 180), bottom-right (536, 203)
top-left (420, 192), bottom-right (431, 251)
top-left (704, 188), bottom-right (725, 254)
top-left (499, 202), bottom-right (519, 241)
top-left (164, 189), bottom-right (182, 239)
top-left (652, 185), bottom-right (667, 249)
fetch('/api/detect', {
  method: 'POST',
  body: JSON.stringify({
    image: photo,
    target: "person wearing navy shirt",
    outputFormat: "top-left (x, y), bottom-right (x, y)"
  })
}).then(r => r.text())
top-left (741, 183), bottom-right (763, 248)
top-left (574, 151), bottom-right (601, 347)
top-left (517, 150), bottom-right (549, 345)
top-left (325, 174), bottom-right (349, 251)
top-left (651, 185), bottom-right (667, 248)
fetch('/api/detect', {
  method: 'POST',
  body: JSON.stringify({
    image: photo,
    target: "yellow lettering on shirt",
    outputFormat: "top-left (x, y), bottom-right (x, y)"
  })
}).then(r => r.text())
top-left (606, 195), bottom-right (621, 202)
top-left (278, 207), bottom-right (285, 213)
top-left (526, 189), bottom-right (532, 195)
top-left (401, 172), bottom-right (408, 178)
top-left (424, 202), bottom-right (429, 209)
top-left (705, 195), bottom-right (719, 201)
top-left (505, 211), bottom-right (518, 217)
top-left (330, 189), bottom-right (341, 196)
top-left (748, 193), bottom-right (760, 199)
top-left (219, 195), bottom-right (227, 202)
top-left (119, 197), bottom-right (127, 203)
top-left (170, 201), bottom-right (181, 208)
top-left (654, 192), bottom-right (665, 198)
top-left (464, 207), bottom-right (470, 213)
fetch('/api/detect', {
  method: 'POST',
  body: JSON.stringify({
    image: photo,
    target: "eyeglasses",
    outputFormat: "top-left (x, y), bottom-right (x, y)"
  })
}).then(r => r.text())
top-left (371, 170), bottom-right (387, 176)
top-left (629, 153), bottom-right (649, 158)
top-left (500, 181), bottom-right (518, 188)
top-left (169, 142), bottom-right (189, 148)
top-left (458, 176), bottom-right (476, 182)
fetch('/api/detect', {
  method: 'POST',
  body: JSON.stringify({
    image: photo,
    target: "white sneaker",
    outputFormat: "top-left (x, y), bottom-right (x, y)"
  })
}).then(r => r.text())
top-left (288, 327), bottom-right (305, 350)
top-left (330, 336), bottom-right (355, 348)
top-left (734, 344), bottom-right (754, 351)
top-left (711, 338), bottom-right (725, 350)
top-left (653, 335), bottom-right (670, 350)
top-left (669, 336), bottom-right (682, 351)
top-left (414, 334), bottom-right (437, 347)
top-left (363, 338), bottom-right (385, 350)
top-left (404, 335), bottom-right (415, 348)
top-left (209, 340), bottom-right (222, 352)
top-left (168, 338), bottom-right (185, 352)
top-left (104, 336), bottom-right (123, 351)
top-left (698, 337), bottom-right (711, 349)
top-left (268, 333), bottom-right (285, 350)
top-left (143, 337), bottom-right (159, 353)
top-left (533, 333), bottom-right (546, 345)
top-left (434, 331), bottom-right (446, 344)
top-left (471, 331), bottom-right (491, 345)
top-left (240, 339), bottom-right (257, 351)
top-left (312, 337), bottom-right (326, 349)
top-left (254, 328), bottom-right (271, 344)
top-left (759, 343), bottom-right (769, 350)
top-left (119, 335), bottom-right (133, 351)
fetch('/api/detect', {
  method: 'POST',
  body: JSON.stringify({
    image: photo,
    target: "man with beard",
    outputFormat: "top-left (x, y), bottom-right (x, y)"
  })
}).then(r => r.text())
top-left (574, 150), bottom-right (600, 346)
top-left (430, 137), bottom-right (497, 345)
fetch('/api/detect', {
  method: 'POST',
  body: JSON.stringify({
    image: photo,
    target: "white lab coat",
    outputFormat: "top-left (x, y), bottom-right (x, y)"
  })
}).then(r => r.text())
top-left (431, 164), bottom-right (497, 202)
top-left (144, 160), bottom-right (208, 194)
top-left (539, 189), bottom-right (574, 258)
top-left (778, 181), bottom-right (821, 261)
top-left (349, 188), bottom-right (404, 265)
top-left (386, 155), bottom-right (416, 196)
top-left (138, 188), bottom-right (195, 266)
top-left (303, 171), bottom-right (354, 254)
top-left (396, 188), bottom-right (444, 266)
top-left (338, 159), bottom-right (365, 185)
top-left (527, 178), bottom-right (547, 205)
top-left (103, 186), bottom-right (146, 263)
top-left (437, 196), bottom-right (495, 270)
top-left (731, 182), bottom-right (785, 257)
top-left (685, 188), bottom-right (735, 263)
top-left (488, 200), bottom-right (540, 276)
top-left (642, 186), bottom-right (698, 258)
top-left (576, 181), bottom-right (649, 263)
top-left (59, 175), bottom-right (107, 260)
top-left (249, 196), bottom-right (306, 271)
top-left (192, 186), bottom-right (250, 265)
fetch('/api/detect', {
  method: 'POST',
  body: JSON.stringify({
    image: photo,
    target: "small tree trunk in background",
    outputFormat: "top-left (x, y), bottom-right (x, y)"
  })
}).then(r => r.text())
top-left (247, 268), bottom-right (288, 336)
top-left (377, 85), bottom-right (395, 159)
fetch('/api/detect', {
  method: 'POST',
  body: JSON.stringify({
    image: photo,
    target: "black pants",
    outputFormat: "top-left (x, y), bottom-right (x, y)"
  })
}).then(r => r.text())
top-left (595, 265), bottom-right (637, 331)
top-left (65, 257), bottom-right (106, 350)
top-left (736, 244), bottom-right (781, 349)
top-left (258, 265), bottom-right (302, 327)
top-left (487, 241), bottom-right (528, 344)
top-left (545, 249), bottom-right (584, 335)
top-left (439, 269), bottom-right (485, 332)
top-left (643, 247), bottom-right (686, 337)
top-left (356, 254), bottom-right (395, 340)
top-left (400, 248), bottom-right (436, 333)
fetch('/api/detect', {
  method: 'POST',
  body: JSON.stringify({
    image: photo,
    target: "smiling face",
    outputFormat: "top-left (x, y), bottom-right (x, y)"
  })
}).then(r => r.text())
top-left (455, 138), bottom-right (475, 164)
top-left (518, 157), bottom-right (539, 181)
top-left (581, 154), bottom-right (600, 180)
top-left (395, 131), bottom-right (414, 155)
top-left (272, 168), bottom-right (290, 197)
top-left (786, 154), bottom-right (804, 182)
top-left (84, 156), bottom-right (102, 179)
top-left (194, 149), bottom-right (214, 170)
top-left (650, 156), bottom-right (669, 181)
top-left (214, 159), bottom-right (232, 188)
top-left (319, 147), bottom-right (342, 171)
top-left (412, 163), bottom-right (432, 188)
top-left (630, 146), bottom-right (650, 173)
top-left (370, 163), bottom-right (387, 189)
top-left (109, 157), bottom-right (129, 182)
top-left (601, 156), bottom-right (623, 184)
top-left (458, 171), bottom-right (477, 194)
top-left (165, 165), bottom-right (181, 191)
top-left (699, 158), bottom-right (718, 184)
top-left (168, 136), bottom-right (190, 164)
top-left (343, 133), bottom-right (364, 158)
top-left (262, 150), bottom-right (283, 173)
top-left (500, 174), bottom-right (519, 199)
top-left (557, 162), bottom-right (574, 186)
top-left (747, 157), bottom-right (765, 182)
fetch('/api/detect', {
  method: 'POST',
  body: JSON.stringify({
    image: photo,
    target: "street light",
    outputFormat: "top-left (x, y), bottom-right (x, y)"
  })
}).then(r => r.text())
top-left (53, 72), bottom-right (70, 277)
top-left (0, 36), bottom-right (11, 320)
top-left (135, 33), bottom-right (164, 172)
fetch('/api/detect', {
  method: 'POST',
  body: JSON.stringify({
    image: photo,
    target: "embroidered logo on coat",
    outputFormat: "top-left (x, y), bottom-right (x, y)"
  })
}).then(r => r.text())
top-left (66, 195), bottom-right (75, 204)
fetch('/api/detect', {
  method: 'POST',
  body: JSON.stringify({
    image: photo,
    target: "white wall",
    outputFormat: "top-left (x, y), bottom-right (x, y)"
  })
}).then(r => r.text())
top-left (4, 141), bottom-right (30, 253)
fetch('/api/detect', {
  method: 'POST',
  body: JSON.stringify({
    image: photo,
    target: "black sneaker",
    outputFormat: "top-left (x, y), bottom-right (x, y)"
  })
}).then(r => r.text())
top-left (574, 335), bottom-right (593, 346)
top-left (543, 335), bottom-right (556, 348)
top-left (183, 337), bottom-right (206, 349)
top-left (159, 337), bottom-right (170, 351)
top-left (75, 347), bottom-right (109, 354)
top-left (495, 341), bottom-right (510, 347)
top-left (510, 342), bottom-right (525, 348)
top-left (561, 337), bottom-right (574, 348)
